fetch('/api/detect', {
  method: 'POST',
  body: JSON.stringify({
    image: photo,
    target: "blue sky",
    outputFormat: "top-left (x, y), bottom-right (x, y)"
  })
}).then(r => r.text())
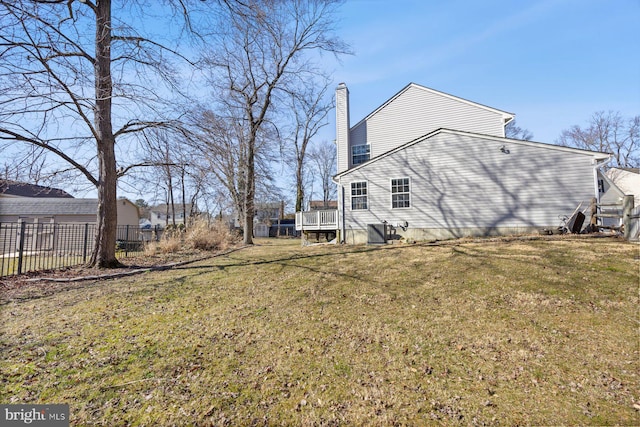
top-left (5, 0), bottom-right (638, 204)
top-left (320, 0), bottom-right (640, 144)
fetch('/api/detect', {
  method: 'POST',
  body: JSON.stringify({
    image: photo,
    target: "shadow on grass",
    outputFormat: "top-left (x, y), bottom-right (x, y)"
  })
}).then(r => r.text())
top-left (171, 243), bottom-right (425, 285)
top-left (4, 237), bottom-right (619, 305)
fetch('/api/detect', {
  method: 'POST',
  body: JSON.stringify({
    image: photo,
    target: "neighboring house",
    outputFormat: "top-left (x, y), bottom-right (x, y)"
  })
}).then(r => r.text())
top-left (0, 197), bottom-right (140, 256)
top-left (0, 179), bottom-right (73, 198)
top-left (254, 202), bottom-right (283, 223)
top-left (149, 204), bottom-right (192, 228)
top-left (605, 168), bottom-right (640, 206)
top-left (599, 168), bottom-right (640, 233)
top-left (297, 82), bottom-right (612, 243)
top-left (268, 218), bottom-right (297, 237)
top-left (0, 198), bottom-right (139, 226)
top-left (252, 202), bottom-right (285, 237)
top-left (233, 202), bottom-right (296, 237)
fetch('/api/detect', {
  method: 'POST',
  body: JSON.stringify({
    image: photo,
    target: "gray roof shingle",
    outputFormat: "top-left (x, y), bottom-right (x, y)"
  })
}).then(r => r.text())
top-left (0, 180), bottom-right (73, 198)
top-left (0, 198), bottom-right (97, 216)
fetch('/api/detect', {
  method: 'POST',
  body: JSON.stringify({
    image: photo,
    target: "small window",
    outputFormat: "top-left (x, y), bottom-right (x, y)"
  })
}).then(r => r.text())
top-left (351, 181), bottom-right (368, 210)
top-left (391, 178), bottom-right (410, 208)
top-left (352, 144), bottom-right (370, 165)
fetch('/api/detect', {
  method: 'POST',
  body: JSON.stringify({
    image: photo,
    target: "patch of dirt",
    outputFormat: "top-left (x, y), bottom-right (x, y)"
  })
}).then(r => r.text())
top-left (0, 247), bottom-right (242, 304)
top-left (0, 269), bottom-right (101, 303)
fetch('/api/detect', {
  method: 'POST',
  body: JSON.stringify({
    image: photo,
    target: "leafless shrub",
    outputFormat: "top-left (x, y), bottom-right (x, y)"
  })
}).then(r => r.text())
top-left (185, 219), bottom-right (236, 251)
top-left (144, 226), bottom-right (183, 255)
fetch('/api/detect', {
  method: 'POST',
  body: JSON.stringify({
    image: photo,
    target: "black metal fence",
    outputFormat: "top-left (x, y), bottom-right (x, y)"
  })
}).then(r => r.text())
top-left (0, 223), bottom-right (162, 278)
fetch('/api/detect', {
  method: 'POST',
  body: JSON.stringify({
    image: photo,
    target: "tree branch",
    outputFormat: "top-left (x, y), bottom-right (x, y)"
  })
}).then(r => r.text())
top-left (0, 128), bottom-right (98, 186)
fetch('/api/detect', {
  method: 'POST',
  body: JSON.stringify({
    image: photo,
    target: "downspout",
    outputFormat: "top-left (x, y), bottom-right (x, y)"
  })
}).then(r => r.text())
top-left (592, 155), bottom-right (613, 205)
top-left (342, 184), bottom-right (346, 243)
top-left (338, 177), bottom-right (346, 243)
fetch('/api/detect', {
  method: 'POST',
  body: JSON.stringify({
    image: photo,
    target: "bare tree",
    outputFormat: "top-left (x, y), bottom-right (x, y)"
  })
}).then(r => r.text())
top-left (200, 0), bottom-right (348, 244)
top-left (505, 120), bottom-right (533, 140)
top-left (140, 129), bottom-right (180, 226)
top-left (187, 107), bottom-right (280, 231)
top-left (557, 111), bottom-right (639, 168)
top-left (0, 145), bottom-right (49, 184)
top-left (0, 1), bottom-right (199, 267)
top-left (286, 79), bottom-right (332, 212)
top-left (308, 139), bottom-right (337, 208)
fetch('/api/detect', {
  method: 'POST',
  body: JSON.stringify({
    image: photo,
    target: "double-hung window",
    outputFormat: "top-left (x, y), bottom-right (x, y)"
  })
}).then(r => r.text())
top-left (351, 181), bottom-right (368, 210)
top-left (391, 178), bottom-right (410, 208)
top-left (352, 144), bottom-right (370, 165)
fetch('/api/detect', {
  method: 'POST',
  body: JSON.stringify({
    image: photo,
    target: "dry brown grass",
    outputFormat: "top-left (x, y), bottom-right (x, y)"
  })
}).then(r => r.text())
top-left (1, 237), bottom-right (638, 426)
top-left (184, 219), bottom-right (238, 251)
top-left (145, 220), bottom-right (238, 255)
top-left (144, 236), bottom-right (183, 255)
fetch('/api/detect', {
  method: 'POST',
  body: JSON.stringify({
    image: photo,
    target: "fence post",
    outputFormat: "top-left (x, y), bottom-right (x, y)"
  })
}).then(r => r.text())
top-left (623, 195), bottom-right (634, 240)
top-left (590, 197), bottom-right (598, 228)
top-left (125, 224), bottom-right (130, 256)
top-left (17, 221), bottom-right (26, 275)
top-left (82, 223), bottom-right (89, 264)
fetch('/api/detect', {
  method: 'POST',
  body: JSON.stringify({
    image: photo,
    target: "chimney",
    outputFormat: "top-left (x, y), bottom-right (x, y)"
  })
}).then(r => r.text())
top-left (335, 82), bottom-right (350, 173)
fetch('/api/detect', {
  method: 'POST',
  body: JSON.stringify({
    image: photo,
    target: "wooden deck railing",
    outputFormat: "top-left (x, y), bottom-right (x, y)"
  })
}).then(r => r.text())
top-left (295, 209), bottom-right (338, 231)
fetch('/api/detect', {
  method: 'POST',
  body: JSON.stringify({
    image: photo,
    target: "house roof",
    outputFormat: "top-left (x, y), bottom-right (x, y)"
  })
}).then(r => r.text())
top-left (149, 203), bottom-right (193, 213)
top-left (350, 83), bottom-right (515, 131)
top-left (334, 128), bottom-right (611, 179)
top-left (0, 198), bottom-right (97, 216)
top-left (613, 167), bottom-right (639, 174)
top-left (0, 179), bottom-right (73, 198)
top-left (606, 168), bottom-right (640, 200)
top-left (254, 202), bottom-right (282, 210)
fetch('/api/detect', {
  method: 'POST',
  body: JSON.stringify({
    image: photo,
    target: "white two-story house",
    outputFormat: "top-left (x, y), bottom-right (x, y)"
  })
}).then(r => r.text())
top-left (297, 82), bottom-right (612, 244)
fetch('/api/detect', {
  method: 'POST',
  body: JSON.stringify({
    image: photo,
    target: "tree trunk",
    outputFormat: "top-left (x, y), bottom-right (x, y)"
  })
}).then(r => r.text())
top-left (295, 160), bottom-right (304, 212)
top-left (243, 142), bottom-right (255, 245)
top-left (181, 167), bottom-right (187, 226)
top-left (166, 161), bottom-right (175, 226)
top-left (323, 178), bottom-right (330, 207)
top-left (164, 189), bottom-right (170, 227)
top-left (89, 0), bottom-right (121, 268)
top-left (170, 183), bottom-right (176, 226)
top-left (92, 138), bottom-right (120, 268)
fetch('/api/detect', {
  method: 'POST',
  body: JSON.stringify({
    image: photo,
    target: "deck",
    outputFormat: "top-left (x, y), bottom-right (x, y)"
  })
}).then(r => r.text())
top-left (295, 209), bottom-right (338, 232)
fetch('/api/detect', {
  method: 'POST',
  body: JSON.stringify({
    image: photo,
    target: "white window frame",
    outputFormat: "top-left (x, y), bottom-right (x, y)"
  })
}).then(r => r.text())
top-left (391, 177), bottom-right (411, 209)
top-left (350, 181), bottom-right (368, 210)
top-left (351, 144), bottom-right (370, 165)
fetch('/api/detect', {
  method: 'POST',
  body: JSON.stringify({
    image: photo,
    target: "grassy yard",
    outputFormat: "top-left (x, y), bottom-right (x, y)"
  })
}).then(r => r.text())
top-left (1, 237), bottom-right (638, 426)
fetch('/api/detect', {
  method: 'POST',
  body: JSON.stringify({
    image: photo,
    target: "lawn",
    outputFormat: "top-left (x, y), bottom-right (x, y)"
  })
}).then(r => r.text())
top-left (1, 237), bottom-right (638, 426)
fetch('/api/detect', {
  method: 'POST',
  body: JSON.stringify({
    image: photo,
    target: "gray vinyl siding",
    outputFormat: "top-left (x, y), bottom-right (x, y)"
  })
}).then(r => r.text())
top-left (349, 85), bottom-right (508, 161)
top-left (340, 132), bottom-right (598, 231)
